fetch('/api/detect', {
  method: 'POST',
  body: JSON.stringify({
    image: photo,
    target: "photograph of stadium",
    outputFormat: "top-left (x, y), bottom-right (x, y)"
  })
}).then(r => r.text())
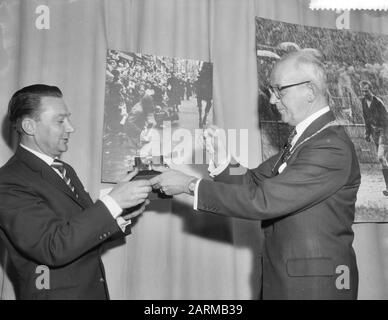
top-left (101, 50), bottom-right (213, 183)
top-left (255, 17), bottom-right (388, 222)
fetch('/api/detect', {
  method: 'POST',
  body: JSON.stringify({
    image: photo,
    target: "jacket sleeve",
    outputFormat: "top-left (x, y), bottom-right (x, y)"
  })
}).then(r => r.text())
top-left (66, 164), bottom-right (131, 236)
top-left (197, 136), bottom-right (353, 220)
top-left (214, 153), bottom-right (280, 185)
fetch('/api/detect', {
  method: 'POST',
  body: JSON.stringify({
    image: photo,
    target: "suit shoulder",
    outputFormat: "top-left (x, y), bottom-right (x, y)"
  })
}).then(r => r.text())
top-left (0, 155), bottom-right (17, 174)
top-left (310, 125), bottom-right (354, 153)
top-left (0, 155), bottom-right (29, 183)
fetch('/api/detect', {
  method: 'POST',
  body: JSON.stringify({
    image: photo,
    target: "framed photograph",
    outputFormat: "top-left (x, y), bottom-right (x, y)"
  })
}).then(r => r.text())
top-left (101, 50), bottom-right (213, 183)
top-left (255, 17), bottom-right (388, 222)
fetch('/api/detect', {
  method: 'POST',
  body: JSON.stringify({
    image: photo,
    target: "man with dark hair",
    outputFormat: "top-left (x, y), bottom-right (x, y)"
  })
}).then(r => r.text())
top-left (7, 84), bottom-right (63, 130)
top-left (359, 80), bottom-right (388, 196)
top-left (0, 84), bottom-right (152, 299)
top-left (195, 62), bottom-right (213, 128)
top-left (151, 51), bottom-right (361, 299)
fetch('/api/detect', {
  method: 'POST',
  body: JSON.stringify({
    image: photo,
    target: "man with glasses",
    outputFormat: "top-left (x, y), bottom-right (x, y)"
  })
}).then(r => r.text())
top-left (150, 51), bottom-right (361, 300)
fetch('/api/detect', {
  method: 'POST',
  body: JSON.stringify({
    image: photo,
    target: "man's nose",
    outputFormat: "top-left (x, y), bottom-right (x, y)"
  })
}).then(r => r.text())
top-left (66, 120), bottom-right (75, 133)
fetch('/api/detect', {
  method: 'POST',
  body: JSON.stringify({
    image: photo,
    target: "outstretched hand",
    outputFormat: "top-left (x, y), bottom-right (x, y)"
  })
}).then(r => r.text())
top-left (109, 168), bottom-right (152, 209)
top-left (122, 199), bottom-right (150, 220)
top-left (202, 125), bottom-right (228, 167)
top-left (150, 166), bottom-right (196, 196)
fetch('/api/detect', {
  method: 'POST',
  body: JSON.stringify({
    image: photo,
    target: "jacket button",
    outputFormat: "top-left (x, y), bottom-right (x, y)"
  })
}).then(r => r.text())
top-left (99, 236), bottom-right (103, 240)
top-left (99, 277), bottom-right (105, 283)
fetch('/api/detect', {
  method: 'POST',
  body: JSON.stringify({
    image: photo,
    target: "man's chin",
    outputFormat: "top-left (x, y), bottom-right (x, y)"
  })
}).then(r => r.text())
top-left (59, 144), bottom-right (69, 153)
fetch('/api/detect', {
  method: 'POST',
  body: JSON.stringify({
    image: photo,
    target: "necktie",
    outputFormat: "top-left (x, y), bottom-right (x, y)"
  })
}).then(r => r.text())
top-left (51, 160), bottom-right (78, 198)
top-left (281, 128), bottom-right (297, 163)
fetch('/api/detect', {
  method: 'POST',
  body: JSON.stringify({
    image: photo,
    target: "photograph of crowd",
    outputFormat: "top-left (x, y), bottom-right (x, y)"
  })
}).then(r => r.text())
top-left (256, 17), bottom-right (388, 222)
top-left (102, 49), bottom-right (213, 183)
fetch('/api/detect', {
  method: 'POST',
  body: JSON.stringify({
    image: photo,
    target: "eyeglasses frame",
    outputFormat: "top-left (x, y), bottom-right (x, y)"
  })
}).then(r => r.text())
top-left (268, 80), bottom-right (311, 100)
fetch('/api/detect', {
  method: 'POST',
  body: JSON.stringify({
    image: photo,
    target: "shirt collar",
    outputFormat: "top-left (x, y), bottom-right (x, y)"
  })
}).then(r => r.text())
top-left (295, 106), bottom-right (331, 140)
top-left (20, 144), bottom-right (56, 166)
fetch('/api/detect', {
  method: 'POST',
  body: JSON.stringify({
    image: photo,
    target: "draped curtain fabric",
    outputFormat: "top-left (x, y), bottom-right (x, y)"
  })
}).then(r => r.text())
top-left (0, 0), bottom-right (387, 299)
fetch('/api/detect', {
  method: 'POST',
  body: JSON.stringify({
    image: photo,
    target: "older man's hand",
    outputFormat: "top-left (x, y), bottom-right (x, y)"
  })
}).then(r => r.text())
top-left (150, 166), bottom-right (196, 196)
top-left (122, 199), bottom-right (150, 220)
top-left (202, 125), bottom-right (228, 167)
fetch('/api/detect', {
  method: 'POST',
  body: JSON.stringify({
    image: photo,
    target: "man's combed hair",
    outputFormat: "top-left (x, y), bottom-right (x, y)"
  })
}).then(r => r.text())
top-left (7, 84), bottom-right (62, 132)
top-left (282, 50), bottom-right (328, 95)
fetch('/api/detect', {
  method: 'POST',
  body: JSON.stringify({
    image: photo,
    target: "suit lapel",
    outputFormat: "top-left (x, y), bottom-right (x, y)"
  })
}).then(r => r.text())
top-left (62, 163), bottom-right (94, 207)
top-left (293, 111), bottom-right (336, 150)
top-left (272, 111), bottom-right (336, 175)
top-left (42, 166), bottom-right (85, 206)
top-left (15, 147), bottom-right (86, 207)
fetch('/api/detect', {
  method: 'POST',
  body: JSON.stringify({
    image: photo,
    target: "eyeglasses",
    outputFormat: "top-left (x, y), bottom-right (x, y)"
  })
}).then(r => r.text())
top-left (268, 80), bottom-right (311, 100)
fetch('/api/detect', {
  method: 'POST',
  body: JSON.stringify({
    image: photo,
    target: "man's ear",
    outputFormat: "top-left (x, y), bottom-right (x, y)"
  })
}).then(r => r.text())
top-left (306, 82), bottom-right (317, 103)
top-left (21, 118), bottom-right (36, 136)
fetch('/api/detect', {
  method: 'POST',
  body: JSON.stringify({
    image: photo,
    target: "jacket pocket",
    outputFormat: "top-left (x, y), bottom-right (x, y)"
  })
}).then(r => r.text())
top-left (286, 257), bottom-right (334, 277)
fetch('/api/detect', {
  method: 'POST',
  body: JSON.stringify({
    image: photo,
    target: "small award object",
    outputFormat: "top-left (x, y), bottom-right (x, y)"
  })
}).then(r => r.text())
top-left (128, 155), bottom-right (172, 199)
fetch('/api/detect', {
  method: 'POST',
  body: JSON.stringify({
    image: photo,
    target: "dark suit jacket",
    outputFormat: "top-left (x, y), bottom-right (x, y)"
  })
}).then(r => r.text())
top-left (0, 146), bottom-right (128, 300)
top-left (361, 95), bottom-right (388, 136)
top-left (197, 111), bottom-right (360, 299)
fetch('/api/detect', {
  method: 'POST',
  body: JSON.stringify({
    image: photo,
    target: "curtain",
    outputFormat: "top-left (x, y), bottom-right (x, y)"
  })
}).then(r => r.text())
top-left (0, 0), bottom-right (387, 299)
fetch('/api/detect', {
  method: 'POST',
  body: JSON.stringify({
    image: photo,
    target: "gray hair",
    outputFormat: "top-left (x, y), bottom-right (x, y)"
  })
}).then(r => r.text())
top-left (280, 50), bottom-right (328, 96)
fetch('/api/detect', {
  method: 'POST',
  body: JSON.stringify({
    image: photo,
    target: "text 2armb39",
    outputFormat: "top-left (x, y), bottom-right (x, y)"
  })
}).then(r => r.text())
top-left (144, 304), bottom-right (243, 317)
top-left (187, 304), bottom-right (243, 315)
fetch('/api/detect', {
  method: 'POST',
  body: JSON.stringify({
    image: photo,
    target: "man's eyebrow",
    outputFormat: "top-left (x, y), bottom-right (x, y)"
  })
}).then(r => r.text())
top-left (56, 113), bottom-right (71, 118)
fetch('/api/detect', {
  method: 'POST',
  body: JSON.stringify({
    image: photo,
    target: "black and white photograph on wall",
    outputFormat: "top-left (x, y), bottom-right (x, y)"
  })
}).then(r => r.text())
top-left (255, 17), bottom-right (388, 222)
top-left (102, 49), bottom-right (213, 183)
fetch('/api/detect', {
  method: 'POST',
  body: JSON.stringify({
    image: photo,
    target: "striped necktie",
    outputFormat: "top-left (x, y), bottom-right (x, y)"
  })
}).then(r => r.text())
top-left (51, 160), bottom-right (78, 198)
top-left (281, 128), bottom-right (297, 163)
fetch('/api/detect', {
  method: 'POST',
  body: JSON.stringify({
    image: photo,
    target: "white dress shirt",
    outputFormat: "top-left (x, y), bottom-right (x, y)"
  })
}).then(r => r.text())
top-left (193, 106), bottom-right (331, 210)
top-left (20, 144), bottom-right (130, 232)
top-left (290, 106), bottom-right (330, 150)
